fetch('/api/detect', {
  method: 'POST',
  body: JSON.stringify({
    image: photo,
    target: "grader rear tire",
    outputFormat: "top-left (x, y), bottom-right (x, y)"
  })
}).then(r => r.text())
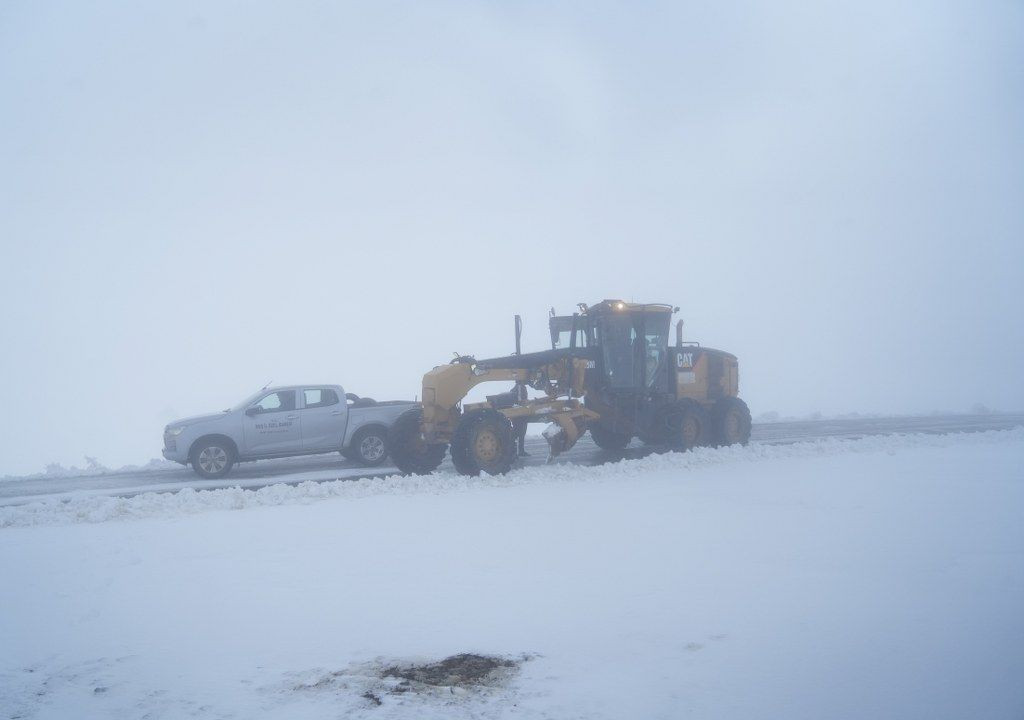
top-left (450, 410), bottom-right (516, 477)
top-left (387, 409), bottom-right (447, 475)
top-left (712, 397), bottom-right (752, 446)
top-left (670, 400), bottom-right (712, 451)
top-left (589, 424), bottom-right (631, 451)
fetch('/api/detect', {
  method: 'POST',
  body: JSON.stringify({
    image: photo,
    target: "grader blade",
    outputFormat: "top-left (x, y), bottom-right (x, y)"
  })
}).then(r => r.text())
top-left (541, 413), bottom-right (587, 462)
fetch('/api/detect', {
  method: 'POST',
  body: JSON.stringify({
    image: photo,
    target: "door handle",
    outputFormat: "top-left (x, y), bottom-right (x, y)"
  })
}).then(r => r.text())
top-left (287, 414), bottom-right (298, 419)
top-left (330, 410), bottom-right (342, 415)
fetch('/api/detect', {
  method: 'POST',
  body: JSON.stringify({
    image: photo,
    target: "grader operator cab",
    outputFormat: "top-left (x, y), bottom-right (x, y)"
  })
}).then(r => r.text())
top-left (388, 299), bottom-right (751, 477)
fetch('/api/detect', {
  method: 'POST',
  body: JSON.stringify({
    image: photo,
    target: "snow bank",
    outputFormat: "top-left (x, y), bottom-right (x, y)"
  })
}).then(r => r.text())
top-left (753, 408), bottom-right (1012, 423)
top-left (1, 456), bottom-right (176, 482)
top-left (4, 428), bottom-right (1022, 529)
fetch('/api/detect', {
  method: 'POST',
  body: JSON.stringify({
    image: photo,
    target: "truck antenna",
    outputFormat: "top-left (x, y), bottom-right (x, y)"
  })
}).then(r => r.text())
top-left (261, 379), bottom-right (273, 391)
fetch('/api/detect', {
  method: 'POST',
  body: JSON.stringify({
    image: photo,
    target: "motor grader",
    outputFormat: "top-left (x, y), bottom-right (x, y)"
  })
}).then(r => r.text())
top-left (387, 299), bottom-right (751, 476)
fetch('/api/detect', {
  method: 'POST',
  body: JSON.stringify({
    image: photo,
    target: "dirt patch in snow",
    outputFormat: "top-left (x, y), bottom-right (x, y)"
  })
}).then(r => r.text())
top-left (289, 653), bottom-right (527, 711)
top-left (381, 653), bottom-right (517, 687)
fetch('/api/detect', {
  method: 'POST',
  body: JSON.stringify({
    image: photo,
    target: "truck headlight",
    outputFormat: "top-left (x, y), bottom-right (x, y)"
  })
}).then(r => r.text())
top-left (167, 426), bottom-right (185, 436)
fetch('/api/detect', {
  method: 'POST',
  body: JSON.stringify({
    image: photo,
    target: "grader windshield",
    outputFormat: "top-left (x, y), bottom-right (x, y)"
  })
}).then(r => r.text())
top-left (595, 308), bottom-right (672, 391)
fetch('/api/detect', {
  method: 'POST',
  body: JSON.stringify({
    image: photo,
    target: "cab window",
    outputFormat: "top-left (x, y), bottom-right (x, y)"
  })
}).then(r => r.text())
top-left (643, 322), bottom-right (669, 388)
top-left (600, 315), bottom-right (638, 388)
top-left (253, 390), bottom-right (296, 413)
top-left (303, 388), bottom-right (339, 409)
top-left (549, 317), bottom-right (587, 349)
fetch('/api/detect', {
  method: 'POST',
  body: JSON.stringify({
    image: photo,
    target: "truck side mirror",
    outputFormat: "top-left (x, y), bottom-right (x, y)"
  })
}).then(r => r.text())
top-left (245, 406), bottom-right (260, 417)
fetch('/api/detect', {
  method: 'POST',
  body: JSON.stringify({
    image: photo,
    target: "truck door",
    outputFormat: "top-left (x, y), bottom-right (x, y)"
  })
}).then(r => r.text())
top-left (299, 387), bottom-right (347, 450)
top-left (241, 389), bottom-right (302, 454)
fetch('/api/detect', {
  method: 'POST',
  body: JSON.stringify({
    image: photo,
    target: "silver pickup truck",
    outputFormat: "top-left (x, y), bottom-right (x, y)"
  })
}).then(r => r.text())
top-left (162, 385), bottom-right (418, 478)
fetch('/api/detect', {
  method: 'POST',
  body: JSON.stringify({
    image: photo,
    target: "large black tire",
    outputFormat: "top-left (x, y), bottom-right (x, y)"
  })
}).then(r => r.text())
top-left (387, 409), bottom-right (447, 475)
top-left (712, 397), bottom-right (752, 446)
top-left (638, 407), bottom-right (674, 446)
top-left (589, 423), bottom-right (632, 451)
top-left (349, 426), bottom-right (389, 467)
top-left (669, 400), bottom-right (712, 451)
top-left (190, 438), bottom-right (236, 479)
top-left (450, 410), bottom-right (516, 477)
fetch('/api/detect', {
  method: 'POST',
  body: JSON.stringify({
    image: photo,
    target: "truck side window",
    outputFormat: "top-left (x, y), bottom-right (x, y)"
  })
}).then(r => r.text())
top-left (304, 388), bottom-right (339, 409)
top-left (254, 391), bottom-right (295, 413)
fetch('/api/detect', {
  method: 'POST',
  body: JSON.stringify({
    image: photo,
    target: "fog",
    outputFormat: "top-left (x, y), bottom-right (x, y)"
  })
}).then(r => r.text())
top-left (1, 1), bottom-right (1022, 475)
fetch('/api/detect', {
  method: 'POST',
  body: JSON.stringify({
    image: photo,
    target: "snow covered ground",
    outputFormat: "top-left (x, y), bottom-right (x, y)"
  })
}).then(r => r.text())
top-left (2, 430), bottom-right (1022, 719)
top-left (3, 412), bottom-right (1023, 506)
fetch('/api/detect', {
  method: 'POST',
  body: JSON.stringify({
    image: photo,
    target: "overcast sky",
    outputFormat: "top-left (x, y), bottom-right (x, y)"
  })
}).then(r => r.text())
top-left (1, 1), bottom-right (1022, 475)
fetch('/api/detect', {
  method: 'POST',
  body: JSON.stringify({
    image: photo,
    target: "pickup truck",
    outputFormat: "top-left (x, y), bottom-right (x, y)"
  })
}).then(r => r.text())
top-left (162, 385), bottom-right (418, 478)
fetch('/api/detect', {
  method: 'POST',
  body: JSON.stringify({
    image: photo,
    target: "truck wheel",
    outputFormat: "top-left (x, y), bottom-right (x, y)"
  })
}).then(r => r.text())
top-left (589, 423), bottom-right (631, 451)
top-left (669, 400), bottom-right (711, 451)
top-left (191, 439), bottom-right (235, 478)
top-left (387, 409), bottom-right (447, 475)
top-left (351, 426), bottom-right (389, 467)
top-left (712, 397), bottom-right (752, 446)
top-left (451, 410), bottom-right (515, 476)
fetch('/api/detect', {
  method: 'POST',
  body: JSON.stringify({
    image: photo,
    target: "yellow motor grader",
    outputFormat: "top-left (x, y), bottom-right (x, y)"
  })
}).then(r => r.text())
top-left (387, 299), bottom-right (751, 476)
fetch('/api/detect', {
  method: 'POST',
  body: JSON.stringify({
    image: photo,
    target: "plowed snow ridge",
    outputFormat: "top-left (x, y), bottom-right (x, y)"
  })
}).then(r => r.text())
top-left (3, 428), bottom-right (1022, 528)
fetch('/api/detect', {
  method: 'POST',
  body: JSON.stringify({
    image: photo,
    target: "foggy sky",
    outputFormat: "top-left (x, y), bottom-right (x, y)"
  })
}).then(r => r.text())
top-left (2, 1), bottom-right (1022, 475)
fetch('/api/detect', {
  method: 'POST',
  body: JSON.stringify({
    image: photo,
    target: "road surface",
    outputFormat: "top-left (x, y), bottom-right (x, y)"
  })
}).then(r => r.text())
top-left (2, 413), bottom-right (1022, 506)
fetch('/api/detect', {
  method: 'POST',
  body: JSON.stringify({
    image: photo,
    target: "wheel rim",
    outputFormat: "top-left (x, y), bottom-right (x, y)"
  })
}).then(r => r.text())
top-left (198, 446), bottom-right (228, 473)
top-left (474, 429), bottom-right (500, 463)
top-left (360, 435), bottom-right (385, 461)
top-left (681, 417), bottom-right (700, 446)
top-left (724, 411), bottom-right (741, 441)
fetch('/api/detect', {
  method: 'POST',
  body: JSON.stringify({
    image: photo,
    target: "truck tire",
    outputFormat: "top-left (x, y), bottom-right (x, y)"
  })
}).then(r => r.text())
top-left (350, 426), bottom-right (389, 467)
top-left (387, 409), bottom-right (447, 475)
top-left (450, 409), bottom-right (516, 476)
top-left (589, 423), bottom-right (631, 451)
top-left (191, 438), bottom-right (235, 479)
top-left (712, 397), bottom-right (752, 446)
top-left (669, 400), bottom-right (711, 451)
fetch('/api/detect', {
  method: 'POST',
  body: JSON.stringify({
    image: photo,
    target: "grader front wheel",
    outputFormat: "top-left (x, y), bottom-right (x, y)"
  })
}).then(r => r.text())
top-left (387, 409), bottom-right (447, 475)
top-left (451, 410), bottom-right (516, 477)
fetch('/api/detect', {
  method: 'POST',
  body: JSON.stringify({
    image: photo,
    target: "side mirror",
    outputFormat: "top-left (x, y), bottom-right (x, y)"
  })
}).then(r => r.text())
top-left (245, 406), bottom-right (260, 417)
